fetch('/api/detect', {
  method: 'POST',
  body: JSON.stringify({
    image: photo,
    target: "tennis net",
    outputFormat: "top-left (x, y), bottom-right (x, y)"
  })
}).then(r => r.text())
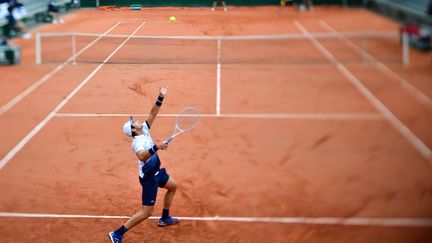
top-left (35, 31), bottom-right (409, 65)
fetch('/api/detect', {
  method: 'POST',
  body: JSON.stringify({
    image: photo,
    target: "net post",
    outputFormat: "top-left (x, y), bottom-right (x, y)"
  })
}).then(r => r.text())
top-left (402, 32), bottom-right (409, 66)
top-left (72, 33), bottom-right (76, 65)
top-left (35, 33), bottom-right (41, 64)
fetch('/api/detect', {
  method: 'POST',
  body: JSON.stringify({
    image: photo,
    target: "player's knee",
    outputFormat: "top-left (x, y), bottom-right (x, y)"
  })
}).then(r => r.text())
top-left (145, 210), bottom-right (153, 218)
top-left (140, 207), bottom-right (153, 218)
top-left (167, 178), bottom-right (178, 191)
top-left (170, 181), bottom-right (178, 192)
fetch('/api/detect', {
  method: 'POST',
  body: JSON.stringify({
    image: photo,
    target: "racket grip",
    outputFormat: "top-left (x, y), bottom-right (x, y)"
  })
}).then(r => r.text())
top-left (166, 136), bottom-right (173, 143)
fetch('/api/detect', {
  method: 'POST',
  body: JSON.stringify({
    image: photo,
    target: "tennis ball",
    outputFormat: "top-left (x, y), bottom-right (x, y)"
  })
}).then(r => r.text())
top-left (169, 16), bottom-right (176, 22)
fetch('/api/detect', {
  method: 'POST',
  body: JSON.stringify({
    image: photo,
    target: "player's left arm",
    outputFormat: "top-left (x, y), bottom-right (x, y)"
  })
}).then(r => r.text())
top-left (146, 86), bottom-right (168, 128)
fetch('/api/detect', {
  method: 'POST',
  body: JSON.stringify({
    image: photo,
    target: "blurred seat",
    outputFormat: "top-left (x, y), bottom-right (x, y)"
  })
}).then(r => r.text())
top-left (370, 0), bottom-right (432, 26)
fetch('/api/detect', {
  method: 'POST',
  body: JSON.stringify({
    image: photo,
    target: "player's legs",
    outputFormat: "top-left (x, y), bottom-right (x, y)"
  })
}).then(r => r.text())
top-left (16, 21), bottom-right (31, 39)
top-left (108, 174), bottom-right (159, 241)
top-left (157, 170), bottom-right (179, 226)
top-left (54, 12), bottom-right (64, 24)
top-left (222, 1), bottom-right (228, 12)
top-left (108, 206), bottom-right (153, 242)
top-left (162, 177), bottom-right (178, 209)
top-left (124, 205), bottom-right (154, 230)
top-left (211, 0), bottom-right (217, 11)
top-left (16, 21), bottom-right (27, 33)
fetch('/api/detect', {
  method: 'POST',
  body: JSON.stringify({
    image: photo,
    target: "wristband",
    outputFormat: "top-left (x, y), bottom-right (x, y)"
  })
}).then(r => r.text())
top-left (148, 145), bottom-right (158, 155)
top-left (155, 96), bottom-right (164, 106)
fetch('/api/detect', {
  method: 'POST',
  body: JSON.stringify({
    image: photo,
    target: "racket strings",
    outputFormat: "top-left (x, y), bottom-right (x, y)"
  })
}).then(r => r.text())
top-left (176, 107), bottom-right (200, 132)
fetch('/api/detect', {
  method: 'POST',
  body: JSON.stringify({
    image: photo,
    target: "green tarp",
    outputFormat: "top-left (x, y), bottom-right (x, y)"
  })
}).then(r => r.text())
top-left (81, 0), bottom-right (347, 7)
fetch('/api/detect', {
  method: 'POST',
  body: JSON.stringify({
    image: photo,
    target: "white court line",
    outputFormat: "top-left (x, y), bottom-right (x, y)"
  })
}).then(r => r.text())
top-left (0, 22), bottom-right (121, 117)
top-left (0, 22), bottom-right (146, 171)
top-left (293, 21), bottom-right (432, 162)
top-left (318, 20), bottom-right (432, 110)
top-left (216, 38), bottom-right (221, 116)
top-left (55, 112), bottom-right (383, 120)
top-left (0, 212), bottom-right (431, 227)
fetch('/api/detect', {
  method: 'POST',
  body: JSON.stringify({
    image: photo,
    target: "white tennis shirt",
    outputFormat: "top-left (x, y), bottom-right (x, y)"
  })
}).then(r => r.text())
top-left (131, 122), bottom-right (158, 178)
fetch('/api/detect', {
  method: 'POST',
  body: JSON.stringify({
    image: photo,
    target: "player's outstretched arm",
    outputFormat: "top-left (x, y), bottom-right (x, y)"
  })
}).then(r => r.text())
top-left (146, 86), bottom-right (168, 128)
top-left (135, 142), bottom-right (169, 161)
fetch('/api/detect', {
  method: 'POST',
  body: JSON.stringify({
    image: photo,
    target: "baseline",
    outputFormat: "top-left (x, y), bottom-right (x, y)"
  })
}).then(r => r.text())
top-left (0, 212), bottom-right (431, 227)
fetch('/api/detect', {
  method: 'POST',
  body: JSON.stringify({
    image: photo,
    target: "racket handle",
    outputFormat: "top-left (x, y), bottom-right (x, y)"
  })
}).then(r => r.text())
top-left (165, 136), bottom-right (173, 143)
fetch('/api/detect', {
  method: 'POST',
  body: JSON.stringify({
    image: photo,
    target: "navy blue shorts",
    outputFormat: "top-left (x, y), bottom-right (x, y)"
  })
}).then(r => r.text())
top-left (48, 5), bottom-right (59, 13)
top-left (139, 168), bottom-right (169, 206)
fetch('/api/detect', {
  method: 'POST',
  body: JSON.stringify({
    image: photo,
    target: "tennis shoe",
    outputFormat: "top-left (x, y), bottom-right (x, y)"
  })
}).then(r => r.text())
top-left (158, 216), bottom-right (179, 227)
top-left (108, 231), bottom-right (123, 243)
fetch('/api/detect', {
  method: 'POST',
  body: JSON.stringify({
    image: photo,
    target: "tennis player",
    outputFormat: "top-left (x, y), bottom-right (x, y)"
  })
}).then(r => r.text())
top-left (109, 86), bottom-right (179, 243)
top-left (47, 0), bottom-right (64, 24)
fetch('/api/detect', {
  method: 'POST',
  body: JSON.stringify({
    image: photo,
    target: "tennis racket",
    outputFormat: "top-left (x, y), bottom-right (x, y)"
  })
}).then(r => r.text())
top-left (165, 107), bottom-right (200, 144)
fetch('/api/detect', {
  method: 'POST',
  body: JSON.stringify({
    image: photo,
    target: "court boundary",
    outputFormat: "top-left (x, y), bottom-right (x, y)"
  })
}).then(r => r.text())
top-left (0, 9), bottom-right (431, 243)
top-left (0, 212), bottom-right (431, 227)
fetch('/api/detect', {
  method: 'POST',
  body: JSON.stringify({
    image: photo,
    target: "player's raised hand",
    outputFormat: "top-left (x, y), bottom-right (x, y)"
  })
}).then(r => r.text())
top-left (157, 142), bottom-right (169, 150)
top-left (159, 86), bottom-right (168, 97)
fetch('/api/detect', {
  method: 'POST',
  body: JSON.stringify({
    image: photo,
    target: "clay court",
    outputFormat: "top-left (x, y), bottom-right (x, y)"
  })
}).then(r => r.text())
top-left (0, 5), bottom-right (432, 243)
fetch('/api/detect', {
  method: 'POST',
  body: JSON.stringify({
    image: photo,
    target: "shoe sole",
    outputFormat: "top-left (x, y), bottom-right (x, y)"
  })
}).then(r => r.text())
top-left (158, 221), bottom-right (179, 227)
top-left (108, 233), bottom-right (116, 243)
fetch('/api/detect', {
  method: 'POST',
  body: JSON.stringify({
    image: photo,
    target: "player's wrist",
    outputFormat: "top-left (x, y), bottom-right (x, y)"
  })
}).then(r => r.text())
top-left (155, 95), bottom-right (164, 106)
top-left (148, 145), bottom-right (159, 155)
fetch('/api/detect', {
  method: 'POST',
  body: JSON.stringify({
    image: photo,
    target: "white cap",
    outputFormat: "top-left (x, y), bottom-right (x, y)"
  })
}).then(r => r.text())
top-left (123, 116), bottom-right (134, 137)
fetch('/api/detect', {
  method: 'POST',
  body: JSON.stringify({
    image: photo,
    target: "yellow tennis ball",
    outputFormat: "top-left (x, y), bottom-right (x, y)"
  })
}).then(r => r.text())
top-left (169, 16), bottom-right (176, 22)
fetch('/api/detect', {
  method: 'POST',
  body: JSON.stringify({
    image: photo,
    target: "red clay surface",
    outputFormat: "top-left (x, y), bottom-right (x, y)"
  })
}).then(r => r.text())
top-left (0, 6), bottom-right (432, 243)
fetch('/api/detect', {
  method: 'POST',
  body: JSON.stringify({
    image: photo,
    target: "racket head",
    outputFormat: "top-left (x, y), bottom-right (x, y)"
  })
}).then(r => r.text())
top-left (175, 106), bottom-right (200, 133)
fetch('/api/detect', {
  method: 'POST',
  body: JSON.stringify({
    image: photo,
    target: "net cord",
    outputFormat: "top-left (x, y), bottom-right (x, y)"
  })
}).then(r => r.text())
top-left (38, 31), bottom-right (399, 41)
